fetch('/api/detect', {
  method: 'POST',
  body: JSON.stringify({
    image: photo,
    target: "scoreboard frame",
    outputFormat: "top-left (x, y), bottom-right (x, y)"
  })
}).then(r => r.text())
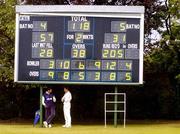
top-left (14, 5), bottom-right (144, 85)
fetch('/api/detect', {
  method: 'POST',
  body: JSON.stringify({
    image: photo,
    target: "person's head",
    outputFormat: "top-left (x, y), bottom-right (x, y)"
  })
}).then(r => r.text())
top-left (47, 88), bottom-right (52, 93)
top-left (64, 87), bottom-right (69, 93)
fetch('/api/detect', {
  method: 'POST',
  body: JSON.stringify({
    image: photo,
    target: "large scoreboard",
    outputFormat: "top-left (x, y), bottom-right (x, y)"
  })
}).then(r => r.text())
top-left (15, 5), bottom-right (144, 85)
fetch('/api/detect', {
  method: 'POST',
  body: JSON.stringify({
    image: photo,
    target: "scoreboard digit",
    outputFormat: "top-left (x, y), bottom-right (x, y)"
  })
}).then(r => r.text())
top-left (15, 6), bottom-right (144, 85)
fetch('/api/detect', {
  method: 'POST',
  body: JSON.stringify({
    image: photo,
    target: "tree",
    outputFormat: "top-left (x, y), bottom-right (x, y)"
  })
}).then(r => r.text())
top-left (144, 0), bottom-right (180, 118)
top-left (145, 0), bottom-right (180, 83)
top-left (0, 0), bottom-right (16, 85)
top-left (0, 0), bottom-right (39, 119)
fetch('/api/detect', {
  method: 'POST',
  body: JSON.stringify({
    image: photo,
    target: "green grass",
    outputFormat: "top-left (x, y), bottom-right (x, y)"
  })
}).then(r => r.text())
top-left (1, 123), bottom-right (180, 134)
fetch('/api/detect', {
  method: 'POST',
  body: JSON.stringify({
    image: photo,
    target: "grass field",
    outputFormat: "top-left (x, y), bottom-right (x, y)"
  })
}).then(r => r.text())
top-left (1, 122), bottom-right (180, 134)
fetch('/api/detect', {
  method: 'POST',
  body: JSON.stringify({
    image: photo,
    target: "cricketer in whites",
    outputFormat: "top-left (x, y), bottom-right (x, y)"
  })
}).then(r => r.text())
top-left (61, 87), bottom-right (72, 128)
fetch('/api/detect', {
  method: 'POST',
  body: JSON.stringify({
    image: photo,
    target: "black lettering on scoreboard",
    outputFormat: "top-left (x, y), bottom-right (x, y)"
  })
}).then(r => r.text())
top-left (15, 6), bottom-right (144, 85)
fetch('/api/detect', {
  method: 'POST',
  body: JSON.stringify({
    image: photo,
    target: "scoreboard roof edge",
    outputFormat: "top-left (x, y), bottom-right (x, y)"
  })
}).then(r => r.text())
top-left (16, 81), bottom-right (143, 85)
top-left (16, 5), bottom-right (144, 14)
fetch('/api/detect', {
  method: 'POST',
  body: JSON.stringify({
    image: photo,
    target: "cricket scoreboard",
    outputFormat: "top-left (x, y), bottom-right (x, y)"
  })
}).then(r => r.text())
top-left (15, 5), bottom-right (144, 85)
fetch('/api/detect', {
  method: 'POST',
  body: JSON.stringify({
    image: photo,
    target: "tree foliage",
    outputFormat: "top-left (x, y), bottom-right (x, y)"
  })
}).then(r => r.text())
top-left (145, 0), bottom-right (180, 83)
top-left (0, 0), bottom-right (16, 86)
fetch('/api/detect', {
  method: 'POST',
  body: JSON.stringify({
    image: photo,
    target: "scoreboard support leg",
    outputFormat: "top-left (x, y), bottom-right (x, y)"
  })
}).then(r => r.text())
top-left (40, 86), bottom-right (43, 127)
top-left (114, 86), bottom-right (118, 128)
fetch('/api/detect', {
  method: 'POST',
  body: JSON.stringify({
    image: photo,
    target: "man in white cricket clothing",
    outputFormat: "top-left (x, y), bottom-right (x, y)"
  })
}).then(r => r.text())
top-left (61, 87), bottom-right (72, 128)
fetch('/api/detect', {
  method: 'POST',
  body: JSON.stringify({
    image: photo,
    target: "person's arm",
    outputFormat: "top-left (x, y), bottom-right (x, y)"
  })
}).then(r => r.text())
top-left (53, 95), bottom-right (56, 102)
top-left (61, 95), bottom-right (65, 102)
top-left (69, 93), bottom-right (72, 102)
top-left (42, 96), bottom-right (46, 107)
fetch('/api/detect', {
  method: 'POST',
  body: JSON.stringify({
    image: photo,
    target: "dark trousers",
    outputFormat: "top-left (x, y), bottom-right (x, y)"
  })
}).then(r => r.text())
top-left (45, 106), bottom-right (55, 124)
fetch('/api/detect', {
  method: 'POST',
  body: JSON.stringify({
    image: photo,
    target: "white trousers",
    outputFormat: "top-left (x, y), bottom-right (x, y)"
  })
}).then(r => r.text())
top-left (63, 103), bottom-right (71, 126)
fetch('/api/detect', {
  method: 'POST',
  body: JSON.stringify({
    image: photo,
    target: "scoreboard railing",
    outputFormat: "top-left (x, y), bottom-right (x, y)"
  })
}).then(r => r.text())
top-left (104, 93), bottom-right (126, 128)
top-left (15, 5), bottom-right (144, 85)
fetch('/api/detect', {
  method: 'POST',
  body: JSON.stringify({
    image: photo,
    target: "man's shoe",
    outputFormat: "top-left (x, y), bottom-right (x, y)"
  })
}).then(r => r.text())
top-left (62, 125), bottom-right (66, 128)
top-left (66, 125), bottom-right (71, 128)
top-left (48, 124), bottom-right (52, 128)
top-left (43, 121), bottom-right (48, 128)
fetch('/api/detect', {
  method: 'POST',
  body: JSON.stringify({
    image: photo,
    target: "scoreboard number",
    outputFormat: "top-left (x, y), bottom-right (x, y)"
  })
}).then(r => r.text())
top-left (104, 33), bottom-right (126, 44)
top-left (32, 32), bottom-right (54, 43)
top-left (102, 60), bottom-right (117, 70)
top-left (111, 21), bottom-right (127, 32)
top-left (56, 60), bottom-right (70, 69)
top-left (63, 72), bottom-right (70, 80)
top-left (75, 33), bottom-right (83, 43)
top-left (71, 49), bottom-right (86, 58)
top-left (39, 48), bottom-right (53, 58)
top-left (40, 59), bottom-right (55, 69)
top-left (68, 21), bottom-right (90, 32)
top-left (102, 49), bottom-right (124, 59)
top-left (33, 21), bottom-right (47, 31)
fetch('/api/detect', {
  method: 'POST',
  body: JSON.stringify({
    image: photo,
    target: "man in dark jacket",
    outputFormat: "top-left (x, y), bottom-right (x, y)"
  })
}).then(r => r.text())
top-left (42, 88), bottom-right (56, 128)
